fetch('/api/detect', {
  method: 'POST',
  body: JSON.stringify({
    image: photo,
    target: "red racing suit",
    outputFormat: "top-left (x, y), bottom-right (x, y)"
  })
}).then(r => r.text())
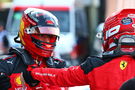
top-left (31, 55), bottom-right (135, 90)
top-left (0, 48), bottom-right (66, 90)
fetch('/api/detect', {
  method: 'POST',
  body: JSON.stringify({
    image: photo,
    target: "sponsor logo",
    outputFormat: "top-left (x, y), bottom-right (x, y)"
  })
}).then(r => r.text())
top-left (15, 75), bottom-right (22, 86)
top-left (106, 25), bottom-right (120, 39)
top-left (132, 24), bottom-right (135, 28)
top-left (120, 60), bottom-right (128, 70)
top-left (7, 61), bottom-right (13, 64)
top-left (121, 17), bottom-right (132, 25)
top-left (128, 14), bottom-right (135, 18)
top-left (35, 72), bottom-right (56, 77)
top-left (15, 87), bottom-right (27, 90)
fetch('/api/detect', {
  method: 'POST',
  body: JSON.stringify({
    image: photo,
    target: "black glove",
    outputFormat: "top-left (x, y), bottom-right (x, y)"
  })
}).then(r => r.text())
top-left (0, 73), bottom-right (11, 90)
top-left (46, 57), bottom-right (66, 68)
top-left (53, 58), bottom-right (66, 68)
top-left (23, 70), bottom-right (40, 87)
top-left (120, 77), bottom-right (135, 90)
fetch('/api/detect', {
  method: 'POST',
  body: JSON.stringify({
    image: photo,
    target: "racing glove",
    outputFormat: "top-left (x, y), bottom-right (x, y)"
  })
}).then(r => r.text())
top-left (46, 57), bottom-right (66, 68)
top-left (23, 65), bottom-right (40, 87)
top-left (0, 72), bottom-right (11, 90)
top-left (120, 77), bottom-right (135, 90)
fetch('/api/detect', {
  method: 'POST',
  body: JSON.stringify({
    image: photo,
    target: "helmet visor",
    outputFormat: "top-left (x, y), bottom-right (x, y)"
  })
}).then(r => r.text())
top-left (28, 26), bottom-right (60, 36)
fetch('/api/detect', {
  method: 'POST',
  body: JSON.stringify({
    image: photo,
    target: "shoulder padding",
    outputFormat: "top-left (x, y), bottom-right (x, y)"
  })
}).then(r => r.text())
top-left (9, 48), bottom-right (34, 65)
top-left (0, 55), bottom-right (15, 61)
top-left (80, 56), bottom-right (105, 74)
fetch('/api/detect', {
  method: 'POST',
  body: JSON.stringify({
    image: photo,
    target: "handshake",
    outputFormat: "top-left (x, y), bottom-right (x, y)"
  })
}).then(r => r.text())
top-left (21, 69), bottom-right (40, 87)
top-left (0, 57), bottom-right (66, 89)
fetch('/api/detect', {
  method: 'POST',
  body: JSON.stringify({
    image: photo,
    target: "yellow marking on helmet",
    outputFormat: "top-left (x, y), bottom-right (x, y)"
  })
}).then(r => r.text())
top-left (20, 19), bottom-right (24, 36)
top-left (19, 19), bottom-right (25, 45)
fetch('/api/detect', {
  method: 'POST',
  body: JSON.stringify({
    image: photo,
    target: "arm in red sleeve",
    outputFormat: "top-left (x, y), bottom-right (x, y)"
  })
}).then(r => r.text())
top-left (31, 56), bottom-right (105, 87)
top-left (31, 66), bottom-right (89, 87)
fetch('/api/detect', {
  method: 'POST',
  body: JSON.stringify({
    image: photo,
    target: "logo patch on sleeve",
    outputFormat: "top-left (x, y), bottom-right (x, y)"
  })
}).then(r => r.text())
top-left (120, 60), bottom-right (128, 70)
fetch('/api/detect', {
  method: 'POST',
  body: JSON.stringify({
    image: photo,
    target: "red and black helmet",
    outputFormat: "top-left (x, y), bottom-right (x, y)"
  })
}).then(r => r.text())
top-left (102, 9), bottom-right (135, 57)
top-left (19, 8), bottom-right (60, 57)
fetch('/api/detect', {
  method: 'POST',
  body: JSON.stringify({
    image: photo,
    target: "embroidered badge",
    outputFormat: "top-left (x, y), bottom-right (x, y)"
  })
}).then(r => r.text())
top-left (120, 60), bottom-right (128, 70)
top-left (15, 75), bottom-right (22, 86)
top-left (121, 17), bottom-right (132, 25)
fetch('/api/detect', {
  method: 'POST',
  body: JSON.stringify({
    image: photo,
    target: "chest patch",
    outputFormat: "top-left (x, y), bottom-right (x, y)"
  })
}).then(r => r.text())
top-left (15, 75), bottom-right (22, 86)
top-left (120, 60), bottom-right (128, 70)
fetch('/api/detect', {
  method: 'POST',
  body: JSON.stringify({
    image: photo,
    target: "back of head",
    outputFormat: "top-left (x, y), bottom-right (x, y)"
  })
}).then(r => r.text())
top-left (102, 9), bottom-right (135, 57)
top-left (18, 8), bottom-right (60, 58)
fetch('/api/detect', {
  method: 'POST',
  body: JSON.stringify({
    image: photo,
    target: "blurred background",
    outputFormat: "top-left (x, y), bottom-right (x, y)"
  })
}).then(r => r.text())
top-left (1, 0), bottom-right (135, 64)
top-left (1, 0), bottom-right (135, 65)
top-left (0, 0), bottom-right (135, 89)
